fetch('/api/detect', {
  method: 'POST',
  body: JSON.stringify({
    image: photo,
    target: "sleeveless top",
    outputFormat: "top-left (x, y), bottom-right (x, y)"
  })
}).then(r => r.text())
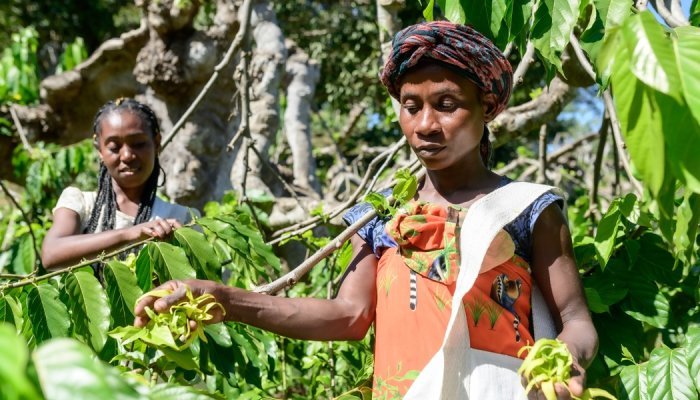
top-left (343, 178), bottom-right (562, 398)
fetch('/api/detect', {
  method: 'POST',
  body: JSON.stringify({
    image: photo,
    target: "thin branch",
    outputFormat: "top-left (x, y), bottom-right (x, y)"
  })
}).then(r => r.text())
top-left (589, 115), bottom-right (610, 209)
top-left (336, 103), bottom-right (367, 150)
top-left (649, 0), bottom-right (688, 27)
top-left (364, 138), bottom-right (404, 196)
top-left (602, 89), bottom-right (644, 197)
top-left (268, 137), bottom-right (408, 243)
top-left (518, 133), bottom-right (599, 181)
top-left (9, 105), bottom-right (33, 153)
top-left (161, 0), bottom-right (255, 149)
top-left (0, 235), bottom-right (156, 292)
top-left (503, 42), bottom-right (514, 58)
top-left (0, 180), bottom-right (40, 271)
top-left (537, 124), bottom-right (548, 184)
top-left (255, 203), bottom-right (382, 295)
top-left (611, 128), bottom-right (621, 196)
top-left (512, 41), bottom-right (535, 90)
top-left (569, 35), bottom-right (596, 81)
top-left (248, 144), bottom-right (309, 213)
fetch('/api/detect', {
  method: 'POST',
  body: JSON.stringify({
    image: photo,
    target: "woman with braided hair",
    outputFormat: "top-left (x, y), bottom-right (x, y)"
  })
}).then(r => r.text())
top-left (135, 21), bottom-right (596, 399)
top-left (42, 98), bottom-right (196, 277)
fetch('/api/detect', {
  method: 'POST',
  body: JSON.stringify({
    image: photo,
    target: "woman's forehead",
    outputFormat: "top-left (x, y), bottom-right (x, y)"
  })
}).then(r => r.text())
top-left (398, 63), bottom-right (479, 96)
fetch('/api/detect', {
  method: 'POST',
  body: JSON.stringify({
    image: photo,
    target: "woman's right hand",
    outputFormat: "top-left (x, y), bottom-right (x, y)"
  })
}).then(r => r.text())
top-left (133, 218), bottom-right (182, 240)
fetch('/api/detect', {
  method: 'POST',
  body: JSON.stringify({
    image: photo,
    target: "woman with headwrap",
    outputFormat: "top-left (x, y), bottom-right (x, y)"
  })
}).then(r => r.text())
top-left (135, 21), bottom-right (597, 399)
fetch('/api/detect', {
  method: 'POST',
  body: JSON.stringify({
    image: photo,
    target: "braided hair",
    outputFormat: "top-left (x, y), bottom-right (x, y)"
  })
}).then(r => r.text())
top-left (480, 125), bottom-right (493, 169)
top-left (84, 98), bottom-right (163, 235)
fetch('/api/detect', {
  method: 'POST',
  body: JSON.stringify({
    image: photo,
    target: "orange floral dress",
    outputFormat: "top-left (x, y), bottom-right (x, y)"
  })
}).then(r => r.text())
top-left (344, 185), bottom-right (562, 399)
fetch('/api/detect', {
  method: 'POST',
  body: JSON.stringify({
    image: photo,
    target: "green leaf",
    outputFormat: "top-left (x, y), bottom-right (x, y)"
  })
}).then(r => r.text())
top-left (135, 247), bottom-right (153, 292)
top-left (9, 234), bottom-right (35, 275)
top-left (674, 26), bottom-right (700, 123)
top-left (672, 192), bottom-right (700, 265)
top-left (149, 242), bottom-right (196, 282)
top-left (691, 0), bottom-right (700, 26)
top-left (646, 346), bottom-right (696, 400)
top-left (621, 12), bottom-right (681, 97)
top-left (1, 293), bottom-right (24, 333)
top-left (595, 0), bottom-right (631, 30)
top-left (619, 361), bottom-right (649, 400)
top-left (64, 270), bottom-right (111, 352)
top-left (443, 0), bottom-right (466, 23)
top-left (159, 346), bottom-right (199, 371)
top-left (460, 0), bottom-right (508, 43)
top-left (27, 284), bottom-right (70, 344)
top-left (687, 326), bottom-right (700, 389)
top-left (532, 0), bottom-right (581, 74)
top-left (610, 39), bottom-right (666, 196)
top-left (364, 192), bottom-right (391, 218)
top-left (147, 383), bottom-right (217, 400)
top-left (175, 227), bottom-right (221, 281)
top-left (0, 323), bottom-right (40, 399)
top-left (392, 169), bottom-right (418, 205)
top-left (104, 260), bottom-right (143, 328)
top-left (423, 0), bottom-right (435, 21)
top-left (594, 209), bottom-right (622, 268)
top-left (33, 338), bottom-right (141, 400)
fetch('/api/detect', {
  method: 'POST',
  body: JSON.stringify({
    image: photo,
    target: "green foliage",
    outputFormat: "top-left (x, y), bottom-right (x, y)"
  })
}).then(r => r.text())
top-left (0, 27), bottom-right (40, 104)
top-left (364, 168), bottom-right (419, 218)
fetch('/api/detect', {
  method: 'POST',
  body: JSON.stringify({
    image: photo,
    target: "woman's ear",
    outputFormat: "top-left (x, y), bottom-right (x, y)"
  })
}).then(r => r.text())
top-left (481, 93), bottom-right (499, 122)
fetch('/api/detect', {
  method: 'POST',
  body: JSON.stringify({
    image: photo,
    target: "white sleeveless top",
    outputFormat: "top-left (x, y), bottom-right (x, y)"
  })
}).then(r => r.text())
top-left (53, 186), bottom-right (198, 232)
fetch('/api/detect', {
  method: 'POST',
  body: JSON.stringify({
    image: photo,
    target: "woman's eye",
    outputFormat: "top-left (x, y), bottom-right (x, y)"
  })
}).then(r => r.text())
top-left (402, 103), bottom-right (419, 114)
top-left (439, 100), bottom-right (457, 110)
top-left (107, 145), bottom-right (119, 153)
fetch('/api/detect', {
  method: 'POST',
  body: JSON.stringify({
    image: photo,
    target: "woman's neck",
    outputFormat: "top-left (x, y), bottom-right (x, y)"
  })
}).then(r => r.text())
top-left (419, 159), bottom-right (501, 206)
top-left (111, 179), bottom-right (144, 215)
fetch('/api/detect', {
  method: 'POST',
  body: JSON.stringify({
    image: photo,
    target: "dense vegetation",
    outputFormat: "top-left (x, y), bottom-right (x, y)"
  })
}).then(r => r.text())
top-left (1, 0), bottom-right (699, 399)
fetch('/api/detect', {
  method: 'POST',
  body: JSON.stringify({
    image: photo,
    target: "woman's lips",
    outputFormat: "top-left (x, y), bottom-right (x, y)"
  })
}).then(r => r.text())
top-left (416, 145), bottom-right (445, 157)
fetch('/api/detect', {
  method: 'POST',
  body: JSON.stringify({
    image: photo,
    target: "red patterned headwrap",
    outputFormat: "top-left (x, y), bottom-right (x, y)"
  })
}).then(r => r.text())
top-left (380, 21), bottom-right (513, 121)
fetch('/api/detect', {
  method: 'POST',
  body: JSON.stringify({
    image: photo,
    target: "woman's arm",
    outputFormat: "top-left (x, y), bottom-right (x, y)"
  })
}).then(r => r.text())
top-left (531, 203), bottom-right (598, 399)
top-left (41, 208), bottom-right (181, 269)
top-left (135, 235), bottom-right (378, 341)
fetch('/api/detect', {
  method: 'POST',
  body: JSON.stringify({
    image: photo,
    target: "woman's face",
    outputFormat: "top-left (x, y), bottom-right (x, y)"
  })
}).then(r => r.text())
top-left (96, 110), bottom-right (159, 190)
top-left (398, 63), bottom-right (487, 171)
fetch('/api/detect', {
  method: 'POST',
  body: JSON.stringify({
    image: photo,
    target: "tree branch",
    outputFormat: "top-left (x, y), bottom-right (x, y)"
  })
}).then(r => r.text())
top-left (602, 89), bottom-right (644, 197)
top-left (490, 77), bottom-right (576, 148)
top-left (9, 105), bottom-right (33, 153)
top-left (161, 0), bottom-right (255, 149)
top-left (589, 115), bottom-right (609, 211)
top-left (537, 124), bottom-right (548, 184)
top-left (512, 42), bottom-right (535, 90)
top-left (649, 0), bottom-right (688, 27)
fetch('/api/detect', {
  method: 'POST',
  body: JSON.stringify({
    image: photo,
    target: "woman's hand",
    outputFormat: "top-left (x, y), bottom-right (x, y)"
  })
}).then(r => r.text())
top-left (134, 279), bottom-right (227, 329)
top-left (132, 218), bottom-right (182, 240)
top-left (524, 359), bottom-right (586, 400)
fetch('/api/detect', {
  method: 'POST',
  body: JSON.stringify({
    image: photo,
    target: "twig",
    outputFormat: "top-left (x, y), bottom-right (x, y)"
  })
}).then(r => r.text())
top-left (248, 144), bottom-right (309, 213)
top-left (0, 273), bottom-right (30, 280)
top-left (649, 0), bottom-right (688, 27)
top-left (255, 203), bottom-right (382, 295)
top-left (518, 133), bottom-right (599, 181)
top-left (0, 234), bottom-right (156, 292)
top-left (9, 106), bottom-right (33, 153)
top-left (602, 89), bottom-right (644, 197)
top-left (268, 137), bottom-right (408, 243)
top-left (611, 128), bottom-right (621, 195)
top-left (512, 41), bottom-right (535, 89)
top-left (363, 138), bottom-right (404, 196)
top-left (537, 124), bottom-right (548, 184)
top-left (569, 35), bottom-right (596, 81)
top-left (0, 180), bottom-right (40, 271)
top-left (503, 42), bottom-right (514, 58)
top-left (160, 0), bottom-right (255, 149)
top-left (336, 103), bottom-right (367, 150)
top-left (589, 116), bottom-right (609, 210)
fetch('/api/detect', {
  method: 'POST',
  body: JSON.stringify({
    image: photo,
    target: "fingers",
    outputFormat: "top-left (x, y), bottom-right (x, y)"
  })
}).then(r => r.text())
top-left (133, 281), bottom-right (182, 326)
top-left (154, 284), bottom-right (189, 313)
top-left (139, 218), bottom-right (183, 240)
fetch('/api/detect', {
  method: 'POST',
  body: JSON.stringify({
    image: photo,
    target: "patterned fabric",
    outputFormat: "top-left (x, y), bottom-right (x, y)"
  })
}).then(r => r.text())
top-left (371, 203), bottom-right (537, 398)
top-left (342, 178), bottom-right (563, 264)
top-left (380, 21), bottom-right (513, 121)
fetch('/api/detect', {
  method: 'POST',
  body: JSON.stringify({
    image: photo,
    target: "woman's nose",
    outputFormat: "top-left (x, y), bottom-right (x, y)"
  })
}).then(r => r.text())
top-left (120, 146), bottom-right (136, 162)
top-left (415, 108), bottom-right (440, 136)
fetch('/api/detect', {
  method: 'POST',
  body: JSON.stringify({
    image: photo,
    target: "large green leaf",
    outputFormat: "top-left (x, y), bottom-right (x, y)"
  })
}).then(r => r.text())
top-left (596, 0), bottom-right (631, 30)
top-left (646, 346), bottom-right (696, 400)
top-left (0, 323), bottom-right (40, 399)
top-left (672, 193), bottom-right (700, 264)
top-left (33, 338), bottom-right (141, 400)
top-left (147, 384), bottom-right (217, 400)
top-left (594, 208), bottom-right (622, 268)
top-left (8, 234), bottom-right (35, 275)
top-left (174, 227), bottom-right (221, 281)
top-left (619, 361), bottom-right (649, 400)
top-left (610, 39), bottom-right (666, 196)
top-left (104, 260), bottom-right (143, 328)
top-left (674, 27), bottom-right (700, 124)
top-left (64, 270), bottom-right (110, 352)
top-left (688, 326), bottom-right (700, 390)
top-left (27, 284), bottom-right (70, 344)
top-left (532, 0), bottom-right (581, 74)
top-left (442, 0), bottom-right (466, 23)
top-left (135, 248), bottom-right (153, 292)
top-left (621, 12), bottom-right (681, 97)
top-left (149, 242), bottom-right (196, 282)
top-left (459, 0), bottom-right (508, 43)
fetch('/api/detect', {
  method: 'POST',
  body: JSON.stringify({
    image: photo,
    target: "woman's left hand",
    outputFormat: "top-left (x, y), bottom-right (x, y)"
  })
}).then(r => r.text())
top-left (525, 360), bottom-right (586, 400)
